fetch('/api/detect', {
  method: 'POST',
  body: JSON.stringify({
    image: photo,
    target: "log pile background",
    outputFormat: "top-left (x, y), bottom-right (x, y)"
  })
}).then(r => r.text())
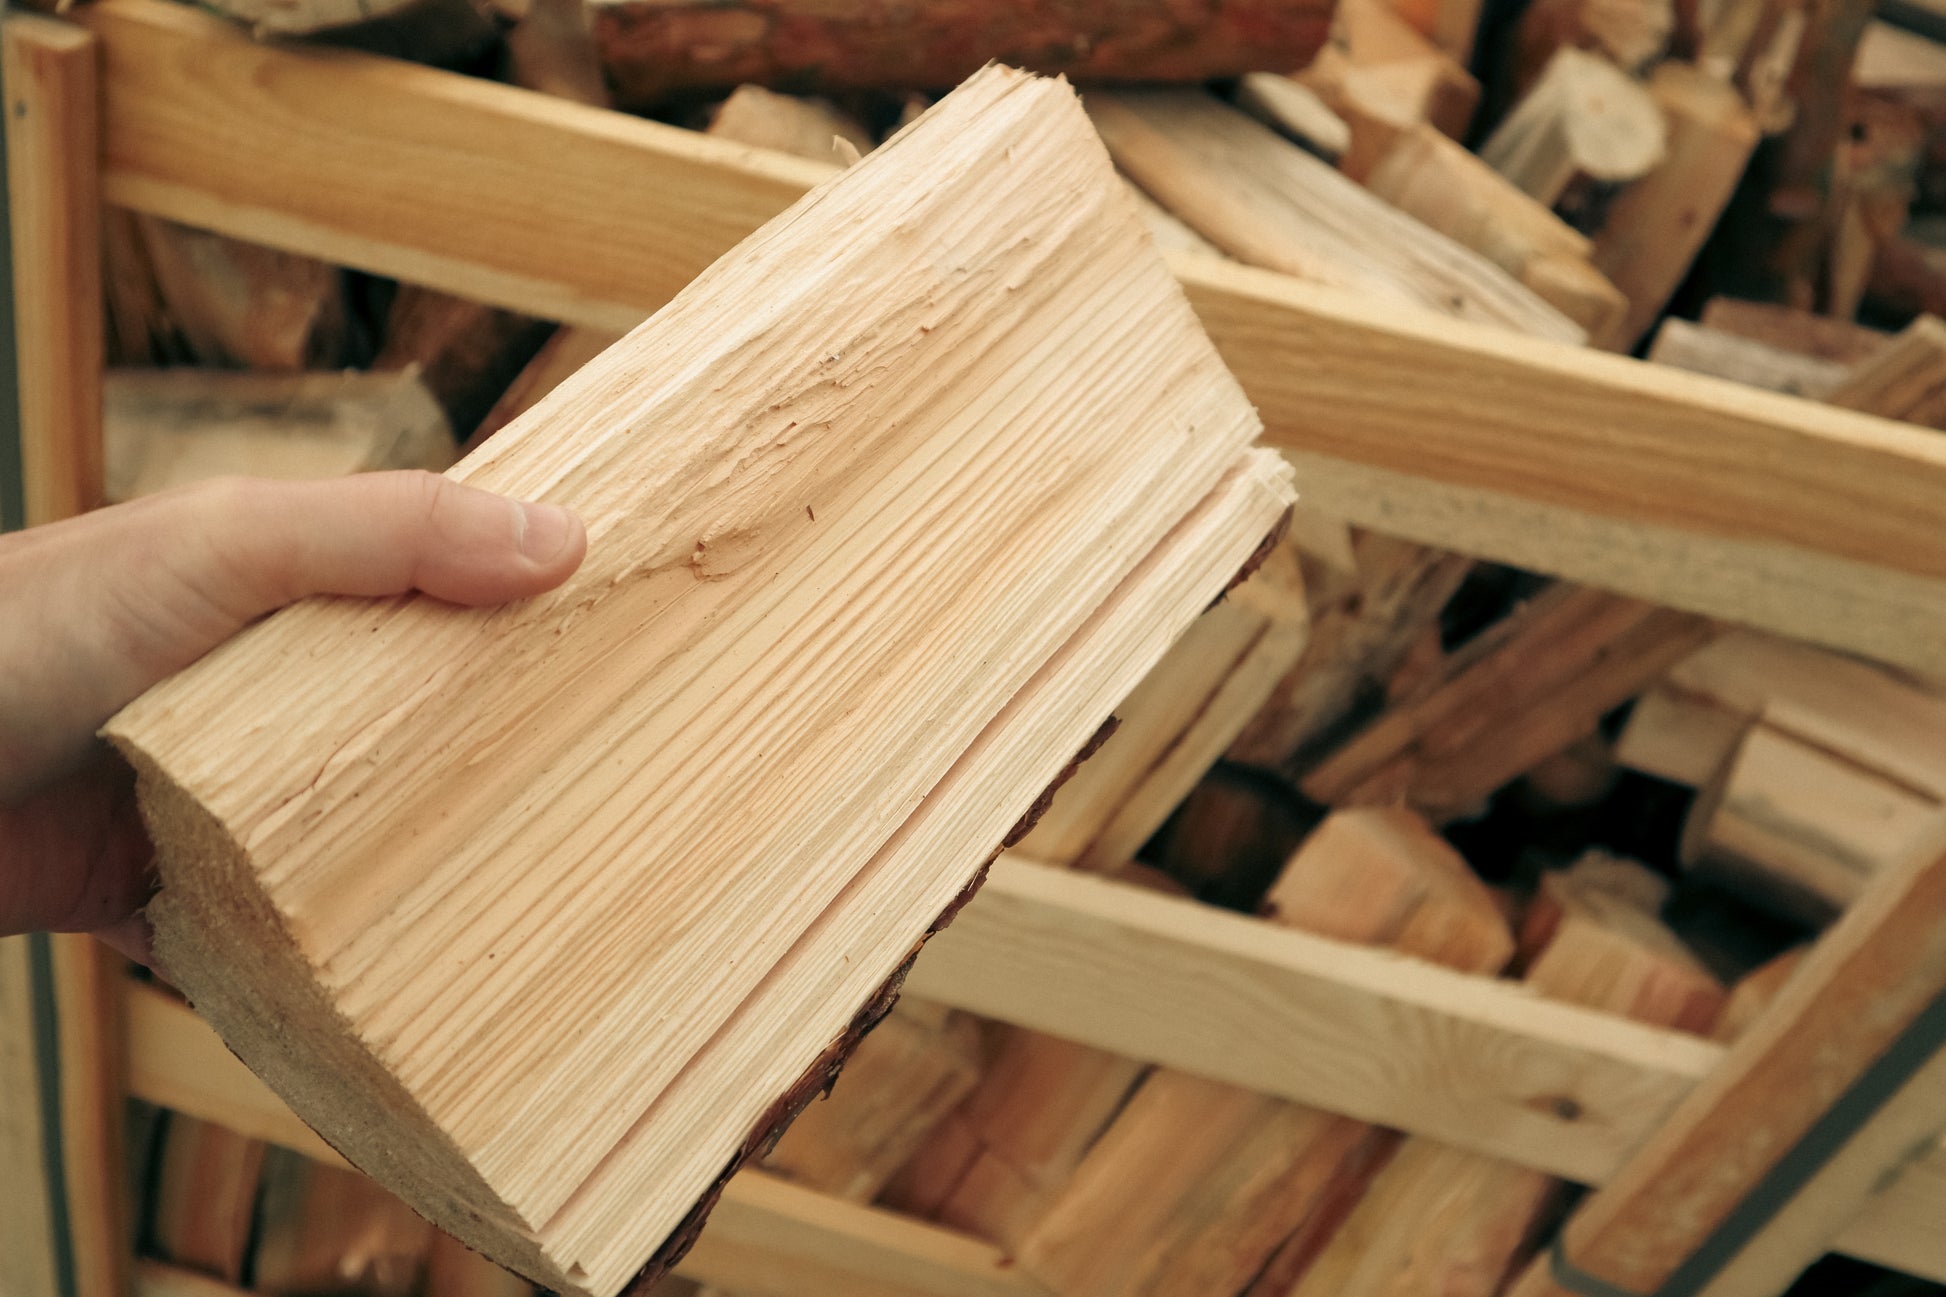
top-left (65, 0), bottom-right (1946, 1292)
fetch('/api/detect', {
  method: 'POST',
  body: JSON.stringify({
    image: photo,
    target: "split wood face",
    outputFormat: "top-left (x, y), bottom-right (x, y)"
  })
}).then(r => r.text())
top-left (104, 64), bottom-right (1290, 1297)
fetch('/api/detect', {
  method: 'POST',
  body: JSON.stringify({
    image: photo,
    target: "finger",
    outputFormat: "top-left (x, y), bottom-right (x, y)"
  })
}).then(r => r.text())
top-left (174, 471), bottom-right (587, 622)
top-left (0, 472), bottom-right (586, 796)
top-left (0, 754), bottom-right (153, 939)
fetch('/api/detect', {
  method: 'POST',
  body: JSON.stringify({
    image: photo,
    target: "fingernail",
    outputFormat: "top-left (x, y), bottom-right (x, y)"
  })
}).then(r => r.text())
top-left (517, 501), bottom-right (577, 564)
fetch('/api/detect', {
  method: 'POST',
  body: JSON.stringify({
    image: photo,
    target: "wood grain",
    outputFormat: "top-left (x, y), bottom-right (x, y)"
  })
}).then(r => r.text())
top-left (76, 0), bottom-right (1946, 675)
top-left (5, 13), bottom-right (105, 526)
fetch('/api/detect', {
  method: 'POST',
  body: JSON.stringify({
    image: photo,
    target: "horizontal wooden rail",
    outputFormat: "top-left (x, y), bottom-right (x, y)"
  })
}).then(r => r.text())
top-left (128, 858), bottom-right (1946, 1282)
top-left (126, 981), bottom-right (1045, 1297)
top-left (76, 0), bottom-right (1946, 675)
top-left (916, 857), bottom-right (1715, 1184)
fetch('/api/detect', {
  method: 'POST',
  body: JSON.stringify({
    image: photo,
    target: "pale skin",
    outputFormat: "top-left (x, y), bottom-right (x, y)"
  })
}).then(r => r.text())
top-left (0, 470), bottom-right (588, 960)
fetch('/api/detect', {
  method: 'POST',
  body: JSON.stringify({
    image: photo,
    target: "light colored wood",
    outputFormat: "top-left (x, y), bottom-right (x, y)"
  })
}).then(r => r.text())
top-left (128, 976), bottom-right (1045, 1297)
top-left (78, 0), bottom-right (1946, 675)
top-left (761, 1001), bottom-right (983, 1202)
top-left (107, 68), bottom-right (1287, 1297)
top-left (1681, 705), bottom-right (1945, 922)
top-left (146, 1114), bottom-right (266, 1283)
top-left (1479, 47), bottom-right (1667, 206)
top-left (1297, 0), bottom-right (1482, 180)
top-left (1699, 297), bottom-right (1889, 364)
top-left (1286, 861), bottom-right (1721, 1297)
top-left (898, 1028), bottom-right (1147, 1249)
top-left (1365, 123), bottom-right (1627, 344)
top-left (1507, 818), bottom-right (1946, 1297)
top-left (1298, 584), bottom-right (1715, 821)
top-left (1091, 91), bottom-right (1580, 343)
top-left (81, 0), bottom-right (829, 334)
top-left (1234, 73), bottom-right (1350, 160)
top-left (104, 368), bottom-right (455, 503)
top-left (1648, 318), bottom-right (1850, 396)
top-left (5, 12), bottom-right (105, 527)
top-left (909, 855), bottom-right (1705, 1190)
top-left (1856, 18), bottom-right (1946, 91)
top-left (1712, 947), bottom-right (1808, 1044)
top-left (1593, 63), bottom-right (1759, 349)
top-left (1174, 256), bottom-right (1946, 677)
top-left (1615, 630), bottom-right (1946, 790)
top-left (1835, 1135), bottom-right (1946, 1281)
top-left (1019, 536), bottom-right (1309, 871)
top-left (1391, 0), bottom-right (1485, 60)
top-left (1123, 183), bottom-right (1229, 261)
top-left (0, 937), bottom-right (60, 1297)
top-left (1827, 314), bottom-right (1946, 429)
top-left (1019, 808), bottom-right (1513, 1297)
top-left (707, 84), bottom-right (873, 165)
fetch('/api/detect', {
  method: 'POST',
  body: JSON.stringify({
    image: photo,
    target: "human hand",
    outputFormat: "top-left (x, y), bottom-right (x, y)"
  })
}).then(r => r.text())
top-left (0, 471), bottom-right (587, 960)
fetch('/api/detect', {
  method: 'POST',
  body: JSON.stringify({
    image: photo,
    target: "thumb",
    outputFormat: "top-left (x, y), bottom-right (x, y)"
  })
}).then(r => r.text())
top-left (0, 471), bottom-right (587, 797)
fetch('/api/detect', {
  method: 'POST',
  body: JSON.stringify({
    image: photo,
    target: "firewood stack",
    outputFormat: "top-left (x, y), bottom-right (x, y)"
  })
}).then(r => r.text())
top-left (80, 0), bottom-right (1946, 1295)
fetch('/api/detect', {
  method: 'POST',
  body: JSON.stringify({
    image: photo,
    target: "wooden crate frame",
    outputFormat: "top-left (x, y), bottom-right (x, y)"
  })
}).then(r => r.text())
top-left (7, 2), bottom-right (1946, 1293)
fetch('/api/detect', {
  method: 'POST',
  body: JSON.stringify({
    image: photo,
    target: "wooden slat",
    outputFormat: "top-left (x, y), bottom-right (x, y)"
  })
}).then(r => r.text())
top-left (80, 0), bottom-right (818, 334)
top-left (75, 0), bottom-right (1946, 676)
top-left (1176, 258), bottom-right (1946, 678)
top-left (910, 856), bottom-right (1715, 1187)
top-left (5, 12), bottom-right (106, 526)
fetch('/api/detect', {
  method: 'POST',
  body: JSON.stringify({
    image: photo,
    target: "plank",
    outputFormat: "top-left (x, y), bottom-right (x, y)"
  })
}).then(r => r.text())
top-left (77, 0), bottom-right (1946, 675)
top-left (1091, 89), bottom-right (1582, 343)
top-left (5, 12), bottom-right (105, 526)
top-left (1175, 257), bottom-right (1946, 677)
top-left (908, 856), bottom-right (1718, 1188)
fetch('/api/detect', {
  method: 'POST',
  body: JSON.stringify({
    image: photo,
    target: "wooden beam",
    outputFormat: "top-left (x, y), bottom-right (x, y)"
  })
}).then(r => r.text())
top-left (5, 12), bottom-right (105, 526)
top-left (910, 855), bottom-right (1714, 1188)
top-left (1175, 257), bottom-right (1946, 677)
top-left (75, 0), bottom-right (1946, 675)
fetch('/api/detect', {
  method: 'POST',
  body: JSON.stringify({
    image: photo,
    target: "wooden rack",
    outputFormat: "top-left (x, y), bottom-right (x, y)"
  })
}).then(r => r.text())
top-left (6, 2), bottom-right (1946, 1294)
